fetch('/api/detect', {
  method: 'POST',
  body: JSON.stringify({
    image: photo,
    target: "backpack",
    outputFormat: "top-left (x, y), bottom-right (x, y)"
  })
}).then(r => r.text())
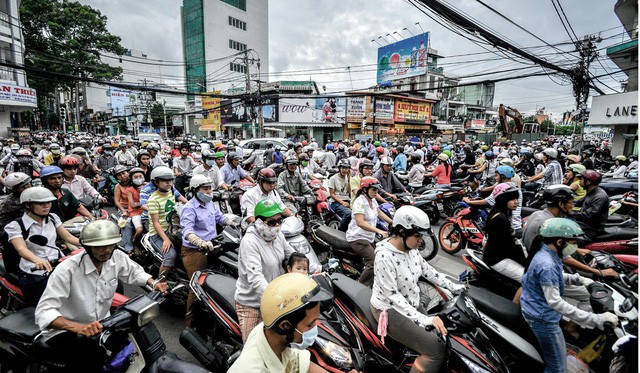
top-left (0, 217), bottom-right (28, 276)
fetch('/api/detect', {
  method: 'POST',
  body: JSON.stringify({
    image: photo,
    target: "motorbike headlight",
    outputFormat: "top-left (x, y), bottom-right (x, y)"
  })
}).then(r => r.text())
top-left (460, 355), bottom-right (491, 373)
top-left (289, 240), bottom-right (311, 254)
top-left (315, 337), bottom-right (353, 370)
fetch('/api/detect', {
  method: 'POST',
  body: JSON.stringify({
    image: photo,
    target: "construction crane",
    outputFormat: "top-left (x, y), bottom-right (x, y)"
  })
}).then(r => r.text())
top-left (498, 104), bottom-right (523, 136)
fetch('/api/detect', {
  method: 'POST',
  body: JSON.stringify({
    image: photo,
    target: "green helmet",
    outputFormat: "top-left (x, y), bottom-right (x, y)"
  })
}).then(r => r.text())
top-left (443, 150), bottom-right (452, 158)
top-left (80, 220), bottom-right (122, 246)
top-left (214, 151), bottom-right (225, 159)
top-left (374, 141), bottom-right (381, 146)
top-left (254, 200), bottom-right (284, 219)
top-left (539, 218), bottom-right (585, 239)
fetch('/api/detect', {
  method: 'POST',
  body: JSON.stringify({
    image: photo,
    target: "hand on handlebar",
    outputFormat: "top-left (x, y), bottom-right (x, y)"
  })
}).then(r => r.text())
top-left (34, 258), bottom-right (53, 273)
top-left (429, 316), bottom-right (448, 337)
top-left (152, 281), bottom-right (169, 294)
top-left (287, 195), bottom-right (296, 202)
top-left (600, 268), bottom-right (620, 279)
top-left (74, 320), bottom-right (103, 337)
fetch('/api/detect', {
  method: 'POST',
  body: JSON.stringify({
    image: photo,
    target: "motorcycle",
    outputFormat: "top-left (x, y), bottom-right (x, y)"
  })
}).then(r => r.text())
top-left (438, 205), bottom-right (486, 255)
top-left (0, 285), bottom-right (207, 372)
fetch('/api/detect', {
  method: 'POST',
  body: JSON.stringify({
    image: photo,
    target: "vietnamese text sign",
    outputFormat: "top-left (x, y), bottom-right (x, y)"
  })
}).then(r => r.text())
top-left (200, 91), bottom-right (221, 131)
top-left (394, 98), bottom-right (431, 124)
top-left (0, 83), bottom-right (37, 108)
top-left (377, 32), bottom-right (429, 83)
top-left (109, 88), bottom-right (132, 116)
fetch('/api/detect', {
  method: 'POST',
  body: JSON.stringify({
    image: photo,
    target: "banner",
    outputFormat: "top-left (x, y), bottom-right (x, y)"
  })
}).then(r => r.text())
top-left (109, 88), bottom-right (132, 116)
top-left (394, 98), bottom-right (431, 124)
top-left (200, 91), bottom-right (221, 131)
top-left (346, 96), bottom-right (394, 125)
top-left (0, 83), bottom-right (37, 108)
top-left (279, 97), bottom-right (346, 123)
top-left (377, 32), bottom-right (429, 83)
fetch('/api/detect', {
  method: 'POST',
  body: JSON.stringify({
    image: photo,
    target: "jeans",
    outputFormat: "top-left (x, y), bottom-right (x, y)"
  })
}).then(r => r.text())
top-left (120, 220), bottom-right (135, 253)
top-left (523, 315), bottom-right (566, 373)
top-left (149, 233), bottom-right (177, 267)
top-left (330, 201), bottom-right (352, 232)
top-left (18, 270), bottom-right (49, 307)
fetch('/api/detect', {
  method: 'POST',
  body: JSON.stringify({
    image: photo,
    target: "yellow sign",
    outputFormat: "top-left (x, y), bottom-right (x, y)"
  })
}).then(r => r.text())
top-left (201, 91), bottom-right (221, 131)
top-left (394, 98), bottom-right (431, 124)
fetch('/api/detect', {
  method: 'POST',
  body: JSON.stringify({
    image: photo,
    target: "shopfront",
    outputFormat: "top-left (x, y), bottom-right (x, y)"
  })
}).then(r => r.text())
top-left (589, 91), bottom-right (638, 155)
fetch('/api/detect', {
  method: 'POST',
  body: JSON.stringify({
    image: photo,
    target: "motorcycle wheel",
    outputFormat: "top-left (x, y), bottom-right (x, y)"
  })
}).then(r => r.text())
top-left (326, 218), bottom-right (340, 231)
top-left (426, 207), bottom-right (439, 225)
top-left (420, 234), bottom-right (438, 261)
top-left (438, 222), bottom-right (466, 255)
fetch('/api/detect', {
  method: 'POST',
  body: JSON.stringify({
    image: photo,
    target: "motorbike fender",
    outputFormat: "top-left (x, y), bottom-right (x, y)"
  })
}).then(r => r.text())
top-left (316, 201), bottom-right (329, 213)
top-left (147, 352), bottom-right (209, 373)
top-left (583, 240), bottom-right (635, 254)
top-left (460, 220), bottom-right (483, 243)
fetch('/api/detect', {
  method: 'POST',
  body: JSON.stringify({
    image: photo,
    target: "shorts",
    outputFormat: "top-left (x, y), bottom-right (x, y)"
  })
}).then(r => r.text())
top-left (131, 215), bottom-right (143, 229)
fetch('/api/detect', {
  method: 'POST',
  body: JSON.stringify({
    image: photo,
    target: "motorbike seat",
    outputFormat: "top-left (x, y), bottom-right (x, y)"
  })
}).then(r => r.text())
top-left (203, 273), bottom-right (238, 320)
top-left (520, 206), bottom-right (537, 219)
top-left (467, 286), bottom-right (537, 344)
top-left (330, 273), bottom-right (378, 331)
top-left (0, 307), bottom-right (40, 344)
top-left (315, 225), bottom-right (351, 251)
top-left (593, 226), bottom-right (638, 242)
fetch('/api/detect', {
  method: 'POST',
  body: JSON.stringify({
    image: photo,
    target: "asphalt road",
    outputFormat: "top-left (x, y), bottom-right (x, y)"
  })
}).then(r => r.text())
top-left (122, 218), bottom-right (470, 367)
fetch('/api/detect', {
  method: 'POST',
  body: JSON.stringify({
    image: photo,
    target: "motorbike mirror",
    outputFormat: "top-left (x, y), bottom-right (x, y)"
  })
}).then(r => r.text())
top-left (29, 235), bottom-right (49, 246)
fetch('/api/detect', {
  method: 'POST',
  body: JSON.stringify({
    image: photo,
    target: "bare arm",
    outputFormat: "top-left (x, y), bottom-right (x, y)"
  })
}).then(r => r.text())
top-left (55, 226), bottom-right (81, 247)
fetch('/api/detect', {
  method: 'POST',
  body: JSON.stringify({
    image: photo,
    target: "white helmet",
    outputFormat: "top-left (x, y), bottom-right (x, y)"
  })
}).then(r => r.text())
top-left (189, 174), bottom-right (212, 191)
top-left (542, 148), bottom-right (558, 159)
top-left (392, 206), bottom-right (431, 231)
top-left (20, 186), bottom-right (56, 204)
top-left (380, 156), bottom-right (393, 165)
top-left (150, 166), bottom-right (174, 181)
top-left (4, 172), bottom-right (31, 191)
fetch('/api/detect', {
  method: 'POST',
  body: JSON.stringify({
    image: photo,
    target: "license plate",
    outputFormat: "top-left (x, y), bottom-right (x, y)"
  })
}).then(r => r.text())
top-left (437, 203), bottom-right (444, 210)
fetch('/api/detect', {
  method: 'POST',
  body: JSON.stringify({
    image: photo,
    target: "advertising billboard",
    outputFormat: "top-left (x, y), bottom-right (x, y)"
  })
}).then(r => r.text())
top-left (279, 97), bottom-right (346, 123)
top-left (377, 32), bottom-right (429, 83)
top-left (346, 96), bottom-right (395, 125)
top-left (109, 88), bottom-right (132, 116)
top-left (220, 99), bottom-right (249, 123)
top-left (200, 91), bottom-right (221, 131)
top-left (394, 98), bottom-right (431, 124)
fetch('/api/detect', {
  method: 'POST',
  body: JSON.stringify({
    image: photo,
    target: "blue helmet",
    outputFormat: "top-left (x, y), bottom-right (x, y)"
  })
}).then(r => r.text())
top-left (485, 151), bottom-right (495, 159)
top-left (381, 142), bottom-right (387, 147)
top-left (326, 144), bottom-right (334, 151)
top-left (40, 166), bottom-right (64, 179)
top-left (444, 146), bottom-right (451, 151)
top-left (496, 165), bottom-right (515, 179)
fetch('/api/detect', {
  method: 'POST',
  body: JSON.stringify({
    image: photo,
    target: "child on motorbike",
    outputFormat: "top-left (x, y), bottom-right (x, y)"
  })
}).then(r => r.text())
top-left (127, 168), bottom-right (147, 244)
top-left (286, 252), bottom-right (309, 275)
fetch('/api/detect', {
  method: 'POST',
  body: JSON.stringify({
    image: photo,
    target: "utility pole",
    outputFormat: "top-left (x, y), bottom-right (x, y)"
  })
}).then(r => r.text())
top-left (162, 99), bottom-right (168, 139)
top-left (243, 50), bottom-right (255, 139)
top-left (572, 35), bottom-right (601, 151)
top-left (372, 95), bottom-right (377, 141)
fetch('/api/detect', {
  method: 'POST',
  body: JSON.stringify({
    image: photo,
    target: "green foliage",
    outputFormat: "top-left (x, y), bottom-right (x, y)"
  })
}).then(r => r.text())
top-left (540, 118), bottom-right (553, 132)
top-left (150, 103), bottom-right (166, 125)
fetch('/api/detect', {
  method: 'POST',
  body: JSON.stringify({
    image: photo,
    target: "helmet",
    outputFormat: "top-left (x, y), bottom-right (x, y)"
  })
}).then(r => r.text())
top-left (59, 155), bottom-right (80, 168)
top-left (492, 183), bottom-right (519, 202)
top-left (615, 155), bottom-right (627, 162)
top-left (348, 147), bottom-right (357, 155)
top-left (432, 145), bottom-right (439, 152)
top-left (499, 158), bottom-right (515, 168)
top-left (442, 150), bottom-right (452, 158)
top-left (474, 148), bottom-right (483, 154)
top-left (254, 199), bottom-right (284, 219)
top-left (112, 165), bottom-right (129, 177)
top-left (396, 146), bottom-right (404, 154)
top-left (301, 140), bottom-right (308, 146)
top-left (496, 165), bottom-right (515, 179)
top-left (298, 153), bottom-right (309, 161)
top-left (542, 184), bottom-right (576, 205)
top-left (201, 149), bottom-right (214, 159)
top-left (266, 142), bottom-right (274, 148)
top-left (484, 151), bottom-right (494, 159)
top-left (326, 144), bottom-right (334, 151)
top-left (147, 143), bottom-right (160, 151)
top-left (50, 144), bottom-right (61, 155)
top-left (71, 147), bottom-right (86, 155)
top-left (129, 167), bottom-right (145, 178)
top-left (43, 140), bottom-right (51, 145)
top-left (480, 145), bottom-right (488, 151)
top-left (542, 148), bottom-right (558, 159)
top-left (40, 166), bottom-right (64, 179)
top-left (338, 144), bottom-right (345, 151)
top-left (493, 141), bottom-right (499, 146)
top-left (359, 159), bottom-right (374, 173)
top-left (227, 152), bottom-right (240, 163)
top-left (252, 142), bottom-right (260, 150)
top-left (374, 141), bottom-right (381, 146)
top-left (214, 151), bottom-right (225, 159)
top-left (294, 143), bottom-right (303, 150)
top-left (392, 206), bottom-right (431, 231)
top-left (437, 153), bottom-right (449, 161)
top-left (380, 156), bottom-right (393, 165)
top-left (375, 146), bottom-right (385, 154)
top-left (4, 172), bottom-right (31, 191)
top-left (20, 186), bottom-right (56, 204)
top-left (567, 164), bottom-right (586, 174)
top-left (190, 174), bottom-right (213, 190)
top-left (539, 218), bottom-right (585, 240)
top-left (285, 156), bottom-right (299, 165)
top-left (150, 166), bottom-right (175, 181)
top-left (275, 145), bottom-right (282, 151)
top-left (16, 149), bottom-right (32, 157)
top-left (261, 273), bottom-right (332, 328)
top-left (80, 220), bottom-right (122, 247)
top-left (581, 170), bottom-right (602, 184)
top-left (102, 143), bottom-right (113, 151)
top-left (258, 168), bottom-right (278, 183)
top-left (360, 176), bottom-right (381, 189)
top-left (566, 154), bottom-right (581, 163)
top-left (337, 159), bottom-right (350, 169)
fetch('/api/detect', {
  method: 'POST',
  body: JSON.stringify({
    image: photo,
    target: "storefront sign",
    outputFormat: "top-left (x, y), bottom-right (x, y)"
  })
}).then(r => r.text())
top-left (468, 119), bottom-right (485, 130)
top-left (394, 98), bottom-right (431, 124)
top-left (346, 96), bottom-right (394, 125)
top-left (346, 97), bottom-right (366, 122)
top-left (200, 91), bottom-right (221, 131)
top-left (0, 83), bottom-right (37, 108)
top-left (279, 97), bottom-right (346, 124)
top-left (447, 116), bottom-right (464, 125)
top-left (589, 91), bottom-right (638, 125)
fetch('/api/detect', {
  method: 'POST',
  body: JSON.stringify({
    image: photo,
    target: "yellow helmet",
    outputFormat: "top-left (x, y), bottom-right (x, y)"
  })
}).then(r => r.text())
top-left (260, 273), bottom-right (332, 328)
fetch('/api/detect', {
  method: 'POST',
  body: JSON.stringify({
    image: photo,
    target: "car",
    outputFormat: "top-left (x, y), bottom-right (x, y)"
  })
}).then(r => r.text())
top-left (239, 137), bottom-right (292, 161)
top-left (138, 133), bottom-right (163, 144)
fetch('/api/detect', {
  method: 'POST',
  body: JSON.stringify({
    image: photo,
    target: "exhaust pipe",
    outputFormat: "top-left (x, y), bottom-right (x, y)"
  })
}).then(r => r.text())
top-left (179, 329), bottom-right (227, 371)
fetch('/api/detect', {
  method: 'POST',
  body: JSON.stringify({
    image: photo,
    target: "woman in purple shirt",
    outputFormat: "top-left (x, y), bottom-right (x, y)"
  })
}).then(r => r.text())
top-left (180, 174), bottom-right (236, 328)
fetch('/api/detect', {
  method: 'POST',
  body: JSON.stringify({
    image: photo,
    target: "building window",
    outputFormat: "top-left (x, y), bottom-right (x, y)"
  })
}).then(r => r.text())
top-left (229, 39), bottom-right (247, 51)
top-left (221, 0), bottom-right (246, 11)
top-left (228, 16), bottom-right (246, 30)
top-left (230, 62), bottom-right (246, 74)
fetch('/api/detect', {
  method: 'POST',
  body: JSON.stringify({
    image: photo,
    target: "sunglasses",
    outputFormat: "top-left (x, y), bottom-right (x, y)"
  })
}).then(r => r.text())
top-left (265, 217), bottom-right (284, 227)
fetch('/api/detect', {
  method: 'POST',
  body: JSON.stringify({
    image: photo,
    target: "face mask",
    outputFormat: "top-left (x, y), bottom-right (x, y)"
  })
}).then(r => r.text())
top-left (290, 325), bottom-right (318, 350)
top-left (104, 150), bottom-right (112, 156)
top-left (196, 191), bottom-right (213, 203)
top-left (205, 160), bottom-right (215, 166)
top-left (562, 242), bottom-right (579, 257)
top-left (254, 219), bottom-right (280, 242)
top-left (132, 178), bottom-right (144, 186)
top-left (301, 161), bottom-right (309, 167)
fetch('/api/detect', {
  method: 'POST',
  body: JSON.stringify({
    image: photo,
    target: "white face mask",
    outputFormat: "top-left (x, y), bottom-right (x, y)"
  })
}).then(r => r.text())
top-left (254, 219), bottom-right (280, 242)
top-left (562, 242), bottom-right (579, 257)
top-left (290, 325), bottom-right (318, 350)
top-left (132, 178), bottom-right (144, 186)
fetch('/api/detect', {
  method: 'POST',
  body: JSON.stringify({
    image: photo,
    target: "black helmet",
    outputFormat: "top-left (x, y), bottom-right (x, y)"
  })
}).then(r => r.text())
top-left (359, 159), bottom-right (374, 173)
top-left (227, 152), bottom-right (240, 163)
top-left (252, 142), bottom-right (260, 150)
top-left (337, 159), bottom-right (350, 169)
top-left (542, 184), bottom-right (576, 205)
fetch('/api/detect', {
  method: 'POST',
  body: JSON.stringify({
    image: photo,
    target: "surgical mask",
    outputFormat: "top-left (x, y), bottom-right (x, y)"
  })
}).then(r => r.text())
top-left (196, 191), bottom-right (213, 203)
top-left (254, 219), bottom-right (280, 242)
top-left (104, 150), bottom-right (113, 156)
top-left (205, 160), bottom-right (215, 166)
top-left (290, 325), bottom-right (318, 350)
top-left (562, 242), bottom-right (579, 257)
top-left (301, 161), bottom-right (309, 167)
top-left (132, 178), bottom-right (144, 186)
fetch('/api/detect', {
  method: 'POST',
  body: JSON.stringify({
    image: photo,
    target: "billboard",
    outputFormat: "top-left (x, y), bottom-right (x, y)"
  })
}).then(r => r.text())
top-left (200, 91), bottom-right (221, 131)
top-left (261, 98), bottom-right (278, 123)
top-left (394, 98), bottom-right (431, 124)
top-left (279, 97), bottom-right (346, 123)
top-left (220, 99), bottom-right (249, 123)
top-left (377, 32), bottom-right (429, 83)
top-left (109, 88), bottom-right (132, 116)
top-left (0, 83), bottom-right (37, 108)
top-left (346, 96), bottom-right (394, 125)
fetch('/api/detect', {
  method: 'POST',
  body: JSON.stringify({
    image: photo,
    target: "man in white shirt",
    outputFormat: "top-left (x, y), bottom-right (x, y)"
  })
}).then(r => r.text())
top-left (241, 168), bottom-right (292, 223)
top-left (193, 150), bottom-right (227, 190)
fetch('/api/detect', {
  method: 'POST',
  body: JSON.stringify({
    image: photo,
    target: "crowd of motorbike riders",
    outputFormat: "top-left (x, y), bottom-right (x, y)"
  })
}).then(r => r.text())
top-left (0, 130), bottom-right (636, 373)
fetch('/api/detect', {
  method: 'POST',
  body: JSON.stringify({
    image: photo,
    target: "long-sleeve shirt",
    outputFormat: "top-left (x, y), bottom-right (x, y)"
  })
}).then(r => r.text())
top-left (408, 164), bottom-right (426, 187)
top-left (483, 213), bottom-right (526, 266)
top-left (371, 241), bottom-right (456, 328)
top-left (94, 155), bottom-right (118, 173)
top-left (63, 175), bottom-right (100, 200)
top-left (277, 170), bottom-right (311, 199)
top-left (373, 169), bottom-right (406, 195)
top-left (393, 153), bottom-right (407, 171)
top-left (605, 165), bottom-right (627, 178)
top-left (180, 197), bottom-right (227, 249)
top-left (571, 186), bottom-right (609, 235)
top-left (220, 163), bottom-right (247, 187)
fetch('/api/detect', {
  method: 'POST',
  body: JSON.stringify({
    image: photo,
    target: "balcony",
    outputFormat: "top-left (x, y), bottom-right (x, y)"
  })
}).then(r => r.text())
top-left (0, 66), bottom-right (13, 82)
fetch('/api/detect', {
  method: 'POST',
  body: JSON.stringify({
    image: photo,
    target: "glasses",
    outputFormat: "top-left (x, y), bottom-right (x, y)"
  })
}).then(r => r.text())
top-left (265, 217), bottom-right (284, 227)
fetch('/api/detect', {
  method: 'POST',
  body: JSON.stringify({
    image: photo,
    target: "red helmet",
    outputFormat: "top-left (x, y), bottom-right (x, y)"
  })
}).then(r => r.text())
top-left (376, 146), bottom-right (384, 154)
top-left (258, 168), bottom-right (277, 183)
top-left (360, 176), bottom-right (381, 190)
top-left (581, 170), bottom-right (602, 184)
top-left (301, 140), bottom-right (308, 146)
top-left (59, 155), bottom-right (80, 168)
top-left (432, 145), bottom-right (439, 151)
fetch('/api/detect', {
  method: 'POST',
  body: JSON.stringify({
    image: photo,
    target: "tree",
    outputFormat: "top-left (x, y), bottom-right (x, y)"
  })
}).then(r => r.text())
top-left (150, 102), bottom-right (166, 126)
top-left (20, 0), bottom-right (127, 128)
top-left (540, 118), bottom-right (553, 133)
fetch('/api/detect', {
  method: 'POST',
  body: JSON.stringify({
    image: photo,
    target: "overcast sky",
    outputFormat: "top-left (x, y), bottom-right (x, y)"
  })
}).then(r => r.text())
top-left (78, 0), bottom-right (627, 117)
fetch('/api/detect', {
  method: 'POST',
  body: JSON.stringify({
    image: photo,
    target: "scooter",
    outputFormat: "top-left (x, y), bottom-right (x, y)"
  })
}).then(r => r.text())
top-left (438, 205), bottom-right (486, 255)
top-left (0, 286), bottom-right (207, 372)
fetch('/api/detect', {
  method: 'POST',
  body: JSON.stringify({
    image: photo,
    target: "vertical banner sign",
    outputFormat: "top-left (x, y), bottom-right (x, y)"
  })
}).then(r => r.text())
top-left (200, 91), bottom-right (221, 131)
